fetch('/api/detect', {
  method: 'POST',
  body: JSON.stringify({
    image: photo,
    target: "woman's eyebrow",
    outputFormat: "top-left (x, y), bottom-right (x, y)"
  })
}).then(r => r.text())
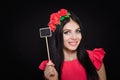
top-left (63, 27), bottom-right (80, 30)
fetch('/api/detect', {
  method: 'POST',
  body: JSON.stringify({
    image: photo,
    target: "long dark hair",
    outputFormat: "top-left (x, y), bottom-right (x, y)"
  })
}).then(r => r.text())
top-left (48, 10), bottom-right (99, 80)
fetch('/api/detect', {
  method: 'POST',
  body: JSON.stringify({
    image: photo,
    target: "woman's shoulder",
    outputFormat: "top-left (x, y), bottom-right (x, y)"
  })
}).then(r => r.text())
top-left (86, 48), bottom-right (105, 53)
top-left (86, 48), bottom-right (106, 70)
top-left (38, 60), bottom-right (48, 70)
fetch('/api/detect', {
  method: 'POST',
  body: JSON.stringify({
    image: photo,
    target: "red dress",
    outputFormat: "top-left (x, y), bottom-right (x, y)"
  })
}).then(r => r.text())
top-left (39, 48), bottom-right (105, 80)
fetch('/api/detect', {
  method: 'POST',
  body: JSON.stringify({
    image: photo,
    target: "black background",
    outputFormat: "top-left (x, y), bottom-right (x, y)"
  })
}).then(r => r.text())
top-left (1, 0), bottom-right (119, 80)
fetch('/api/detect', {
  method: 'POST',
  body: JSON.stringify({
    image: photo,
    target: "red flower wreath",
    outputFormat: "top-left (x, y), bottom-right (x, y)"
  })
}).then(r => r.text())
top-left (48, 9), bottom-right (70, 32)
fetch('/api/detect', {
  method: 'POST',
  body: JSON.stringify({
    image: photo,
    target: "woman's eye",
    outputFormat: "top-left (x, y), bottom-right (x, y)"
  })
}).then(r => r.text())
top-left (76, 30), bottom-right (81, 33)
top-left (63, 31), bottom-right (70, 34)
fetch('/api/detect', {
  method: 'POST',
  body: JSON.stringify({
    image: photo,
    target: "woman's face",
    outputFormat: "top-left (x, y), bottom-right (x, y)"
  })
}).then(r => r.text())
top-left (63, 19), bottom-right (82, 52)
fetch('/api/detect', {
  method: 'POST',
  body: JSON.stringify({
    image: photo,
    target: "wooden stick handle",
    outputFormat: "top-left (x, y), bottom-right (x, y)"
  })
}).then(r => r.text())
top-left (45, 37), bottom-right (50, 61)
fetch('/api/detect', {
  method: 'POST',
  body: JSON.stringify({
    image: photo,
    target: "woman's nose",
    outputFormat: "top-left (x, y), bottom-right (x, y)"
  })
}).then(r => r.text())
top-left (71, 33), bottom-right (77, 39)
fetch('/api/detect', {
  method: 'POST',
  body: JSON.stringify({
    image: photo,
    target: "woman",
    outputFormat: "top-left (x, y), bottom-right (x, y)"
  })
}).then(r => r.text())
top-left (39, 8), bottom-right (106, 80)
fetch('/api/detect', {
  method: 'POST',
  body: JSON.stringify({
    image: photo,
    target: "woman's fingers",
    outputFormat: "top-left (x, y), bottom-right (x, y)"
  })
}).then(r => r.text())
top-left (46, 60), bottom-right (55, 67)
top-left (44, 66), bottom-right (55, 75)
top-left (44, 60), bottom-right (56, 78)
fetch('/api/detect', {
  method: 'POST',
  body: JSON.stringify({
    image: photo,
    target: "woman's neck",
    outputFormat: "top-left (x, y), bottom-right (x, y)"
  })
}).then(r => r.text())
top-left (64, 49), bottom-right (77, 61)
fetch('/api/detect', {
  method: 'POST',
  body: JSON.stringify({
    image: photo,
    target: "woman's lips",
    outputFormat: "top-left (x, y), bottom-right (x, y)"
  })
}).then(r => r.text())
top-left (69, 42), bottom-right (77, 46)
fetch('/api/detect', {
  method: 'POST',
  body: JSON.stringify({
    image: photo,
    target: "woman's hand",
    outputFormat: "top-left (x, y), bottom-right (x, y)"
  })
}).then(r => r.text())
top-left (44, 60), bottom-right (58, 80)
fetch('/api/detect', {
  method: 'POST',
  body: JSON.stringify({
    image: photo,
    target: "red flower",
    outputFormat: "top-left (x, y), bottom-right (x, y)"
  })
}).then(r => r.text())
top-left (50, 13), bottom-right (60, 25)
top-left (48, 13), bottom-right (60, 32)
top-left (48, 9), bottom-right (69, 32)
top-left (58, 9), bottom-right (68, 16)
top-left (48, 22), bottom-right (56, 32)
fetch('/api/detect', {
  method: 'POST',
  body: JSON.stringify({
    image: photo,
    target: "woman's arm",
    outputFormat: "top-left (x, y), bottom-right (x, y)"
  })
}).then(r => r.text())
top-left (97, 63), bottom-right (107, 80)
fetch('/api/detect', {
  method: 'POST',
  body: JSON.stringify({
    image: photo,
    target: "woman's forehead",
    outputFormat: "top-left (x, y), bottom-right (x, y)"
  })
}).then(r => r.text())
top-left (63, 20), bottom-right (80, 30)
